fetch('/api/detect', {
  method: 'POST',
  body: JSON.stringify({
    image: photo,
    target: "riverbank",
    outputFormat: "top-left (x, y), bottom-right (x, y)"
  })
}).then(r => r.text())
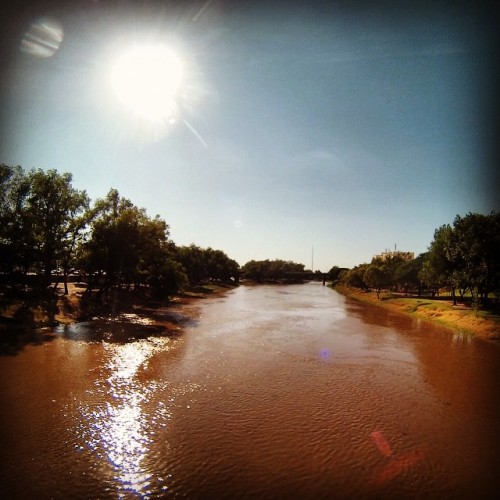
top-left (334, 285), bottom-right (500, 341)
top-left (0, 282), bottom-right (236, 331)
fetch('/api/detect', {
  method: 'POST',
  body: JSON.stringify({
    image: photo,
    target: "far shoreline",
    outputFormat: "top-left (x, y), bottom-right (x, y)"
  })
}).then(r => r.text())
top-left (333, 284), bottom-right (500, 341)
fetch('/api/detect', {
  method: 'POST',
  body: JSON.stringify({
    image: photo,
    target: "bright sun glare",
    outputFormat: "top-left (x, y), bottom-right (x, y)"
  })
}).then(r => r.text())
top-left (110, 44), bottom-right (183, 123)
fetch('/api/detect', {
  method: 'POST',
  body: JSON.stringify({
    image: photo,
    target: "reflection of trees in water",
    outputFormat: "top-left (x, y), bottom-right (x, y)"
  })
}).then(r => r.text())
top-left (0, 303), bottom-right (197, 355)
top-left (344, 297), bottom-right (417, 332)
top-left (344, 292), bottom-right (500, 495)
top-left (0, 327), bottom-right (58, 356)
top-left (409, 321), bottom-right (500, 495)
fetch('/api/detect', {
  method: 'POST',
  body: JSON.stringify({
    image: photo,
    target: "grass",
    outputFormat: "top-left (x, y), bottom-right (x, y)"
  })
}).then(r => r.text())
top-left (335, 285), bottom-right (500, 341)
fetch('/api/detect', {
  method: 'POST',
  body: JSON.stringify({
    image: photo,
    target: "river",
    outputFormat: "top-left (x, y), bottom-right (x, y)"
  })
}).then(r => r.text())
top-left (1, 282), bottom-right (499, 499)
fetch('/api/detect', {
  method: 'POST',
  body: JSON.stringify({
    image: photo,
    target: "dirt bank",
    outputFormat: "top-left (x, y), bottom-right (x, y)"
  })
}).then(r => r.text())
top-left (335, 285), bottom-right (500, 341)
top-left (0, 282), bottom-right (236, 331)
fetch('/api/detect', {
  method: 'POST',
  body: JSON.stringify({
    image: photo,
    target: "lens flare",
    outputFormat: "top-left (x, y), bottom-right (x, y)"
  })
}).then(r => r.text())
top-left (21, 18), bottom-right (63, 58)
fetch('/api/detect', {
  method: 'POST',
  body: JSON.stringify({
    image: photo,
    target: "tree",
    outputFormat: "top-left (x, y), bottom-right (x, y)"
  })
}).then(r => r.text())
top-left (448, 212), bottom-right (500, 304)
top-left (0, 166), bottom-right (89, 289)
top-left (27, 169), bottom-right (89, 288)
top-left (145, 255), bottom-right (188, 298)
top-left (420, 212), bottom-right (500, 305)
top-left (175, 245), bottom-right (239, 286)
top-left (341, 264), bottom-right (369, 290)
top-left (205, 248), bottom-right (240, 282)
top-left (241, 259), bottom-right (305, 283)
top-left (391, 255), bottom-right (425, 295)
top-left (0, 165), bottom-right (33, 280)
top-left (80, 189), bottom-right (186, 298)
top-left (363, 265), bottom-right (388, 299)
top-left (327, 266), bottom-right (347, 283)
top-left (420, 224), bottom-right (456, 300)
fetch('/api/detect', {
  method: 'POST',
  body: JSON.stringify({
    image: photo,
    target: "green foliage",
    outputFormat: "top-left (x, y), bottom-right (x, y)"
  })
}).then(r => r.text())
top-left (418, 212), bottom-right (500, 304)
top-left (27, 169), bottom-right (89, 285)
top-left (0, 165), bottom-right (89, 287)
top-left (0, 164), bottom-right (33, 277)
top-left (363, 265), bottom-right (388, 298)
top-left (327, 266), bottom-right (348, 283)
top-left (241, 259), bottom-right (305, 282)
top-left (146, 258), bottom-right (188, 299)
top-left (342, 263), bottom-right (370, 290)
top-left (175, 244), bottom-right (239, 286)
top-left (80, 189), bottom-right (185, 297)
top-left (1, 164), bottom-right (241, 301)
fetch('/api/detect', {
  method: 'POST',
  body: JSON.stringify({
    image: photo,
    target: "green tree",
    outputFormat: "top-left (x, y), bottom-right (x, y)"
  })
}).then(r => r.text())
top-left (420, 212), bottom-right (500, 305)
top-left (205, 248), bottom-right (240, 282)
top-left (81, 189), bottom-right (185, 298)
top-left (394, 254), bottom-right (425, 295)
top-left (0, 165), bottom-right (33, 280)
top-left (448, 212), bottom-right (500, 304)
top-left (241, 259), bottom-right (305, 282)
top-left (420, 224), bottom-right (456, 300)
top-left (175, 244), bottom-right (209, 285)
top-left (341, 263), bottom-right (369, 290)
top-left (327, 266), bottom-right (347, 283)
top-left (26, 169), bottom-right (89, 288)
top-left (175, 245), bottom-right (239, 285)
top-left (363, 265), bottom-right (388, 299)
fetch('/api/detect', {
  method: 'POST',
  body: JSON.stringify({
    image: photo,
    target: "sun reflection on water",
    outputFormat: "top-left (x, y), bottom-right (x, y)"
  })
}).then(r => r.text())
top-left (79, 337), bottom-right (172, 497)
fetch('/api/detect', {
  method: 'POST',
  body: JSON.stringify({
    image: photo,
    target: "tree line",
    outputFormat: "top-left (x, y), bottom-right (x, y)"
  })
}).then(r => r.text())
top-left (241, 259), bottom-right (307, 283)
top-left (333, 211), bottom-right (500, 305)
top-left (3, 165), bottom-right (497, 306)
top-left (0, 165), bottom-right (239, 299)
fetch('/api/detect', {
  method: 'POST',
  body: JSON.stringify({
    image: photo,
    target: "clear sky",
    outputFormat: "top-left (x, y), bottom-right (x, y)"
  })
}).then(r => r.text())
top-left (1, 0), bottom-right (498, 271)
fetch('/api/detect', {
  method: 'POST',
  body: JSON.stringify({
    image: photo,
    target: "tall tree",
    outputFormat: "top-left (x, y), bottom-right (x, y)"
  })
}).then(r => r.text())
top-left (0, 165), bottom-right (33, 280)
top-left (342, 263), bottom-right (370, 290)
top-left (420, 224), bottom-right (456, 300)
top-left (363, 265), bottom-right (388, 298)
top-left (27, 169), bottom-right (89, 288)
top-left (448, 212), bottom-right (500, 304)
top-left (175, 245), bottom-right (239, 285)
top-left (81, 189), bottom-right (186, 298)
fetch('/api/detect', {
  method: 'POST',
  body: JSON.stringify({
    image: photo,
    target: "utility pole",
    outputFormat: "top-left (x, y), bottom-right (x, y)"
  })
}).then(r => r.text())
top-left (311, 245), bottom-right (314, 273)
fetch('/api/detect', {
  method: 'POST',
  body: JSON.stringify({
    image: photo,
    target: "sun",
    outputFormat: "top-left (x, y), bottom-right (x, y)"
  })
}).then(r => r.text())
top-left (110, 44), bottom-right (184, 122)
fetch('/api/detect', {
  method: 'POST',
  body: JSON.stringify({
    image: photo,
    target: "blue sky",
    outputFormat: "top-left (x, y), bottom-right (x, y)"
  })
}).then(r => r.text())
top-left (1, 0), bottom-right (498, 271)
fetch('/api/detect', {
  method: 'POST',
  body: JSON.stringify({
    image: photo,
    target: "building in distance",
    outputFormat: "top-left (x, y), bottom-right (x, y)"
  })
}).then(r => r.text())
top-left (373, 249), bottom-right (415, 262)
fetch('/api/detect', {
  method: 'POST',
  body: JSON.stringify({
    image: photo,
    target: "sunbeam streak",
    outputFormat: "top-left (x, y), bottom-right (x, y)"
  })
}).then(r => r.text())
top-left (183, 118), bottom-right (208, 148)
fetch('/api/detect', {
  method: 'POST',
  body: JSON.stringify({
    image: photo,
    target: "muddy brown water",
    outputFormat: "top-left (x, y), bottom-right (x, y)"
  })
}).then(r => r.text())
top-left (1, 283), bottom-right (499, 499)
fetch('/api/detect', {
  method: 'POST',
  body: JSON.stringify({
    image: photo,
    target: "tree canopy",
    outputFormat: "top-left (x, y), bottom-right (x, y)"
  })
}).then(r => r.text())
top-left (0, 165), bottom-right (240, 301)
top-left (241, 259), bottom-right (306, 283)
top-left (338, 211), bottom-right (500, 305)
top-left (1, 165), bottom-right (89, 288)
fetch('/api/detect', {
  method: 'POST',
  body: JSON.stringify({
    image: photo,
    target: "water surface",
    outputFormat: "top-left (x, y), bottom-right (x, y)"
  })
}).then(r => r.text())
top-left (1, 283), bottom-right (499, 498)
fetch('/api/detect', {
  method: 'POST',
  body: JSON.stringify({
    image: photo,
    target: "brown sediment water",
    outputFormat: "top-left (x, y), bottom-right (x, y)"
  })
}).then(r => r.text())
top-left (1, 282), bottom-right (499, 498)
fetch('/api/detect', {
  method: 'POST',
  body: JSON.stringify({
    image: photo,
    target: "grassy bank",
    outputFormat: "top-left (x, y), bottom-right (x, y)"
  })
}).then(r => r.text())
top-left (334, 285), bottom-right (500, 341)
